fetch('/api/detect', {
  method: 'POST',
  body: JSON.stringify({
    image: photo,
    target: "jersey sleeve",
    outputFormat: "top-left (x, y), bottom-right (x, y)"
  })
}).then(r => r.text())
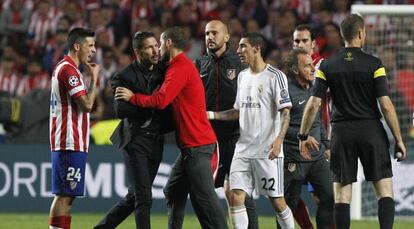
top-left (59, 65), bottom-right (87, 99)
top-left (312, 61), bottom-right (329, 98)
top-left (373, 60), bottom-right (389, 97)
top-left (273, 71), bottom-right (292, 110)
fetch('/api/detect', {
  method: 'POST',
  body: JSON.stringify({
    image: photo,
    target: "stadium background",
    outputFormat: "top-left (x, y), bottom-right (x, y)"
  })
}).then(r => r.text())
top-left (0, 0), bottom-right (413, 226)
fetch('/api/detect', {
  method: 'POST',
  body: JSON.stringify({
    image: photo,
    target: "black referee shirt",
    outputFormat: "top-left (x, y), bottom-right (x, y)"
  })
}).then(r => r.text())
top-left (312, 47), bottom-right (389, 122)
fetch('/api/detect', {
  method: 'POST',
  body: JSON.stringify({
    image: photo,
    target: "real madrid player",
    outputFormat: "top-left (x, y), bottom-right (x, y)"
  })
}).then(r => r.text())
top-left (49, 28), bottom-right (99, 229)
top-left (207, 32), bottom-right (294, 229)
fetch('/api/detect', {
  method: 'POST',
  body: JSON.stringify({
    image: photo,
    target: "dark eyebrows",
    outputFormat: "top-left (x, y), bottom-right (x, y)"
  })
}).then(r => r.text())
top-left (294, 38), bottom-right (310, 43)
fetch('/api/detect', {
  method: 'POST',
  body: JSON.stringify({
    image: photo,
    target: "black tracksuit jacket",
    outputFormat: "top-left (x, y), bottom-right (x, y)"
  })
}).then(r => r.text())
top-left (195, 47), bottom-right (245, 139)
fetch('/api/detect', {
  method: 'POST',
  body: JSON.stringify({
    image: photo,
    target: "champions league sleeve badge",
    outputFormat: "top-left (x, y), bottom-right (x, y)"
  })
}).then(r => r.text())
top-left (68, 75), bottom-right (79, 87)
top-left (280, 88), bottom-right (289, 98)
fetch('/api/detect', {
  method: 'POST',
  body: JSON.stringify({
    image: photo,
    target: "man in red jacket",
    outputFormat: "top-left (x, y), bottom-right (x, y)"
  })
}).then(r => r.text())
top-left (115, 26), bottom-right (227, 229)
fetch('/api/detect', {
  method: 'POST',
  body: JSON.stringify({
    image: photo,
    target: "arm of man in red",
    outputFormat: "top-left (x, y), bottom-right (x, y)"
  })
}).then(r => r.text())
top-left (129, 66), bottom-right (187, 109)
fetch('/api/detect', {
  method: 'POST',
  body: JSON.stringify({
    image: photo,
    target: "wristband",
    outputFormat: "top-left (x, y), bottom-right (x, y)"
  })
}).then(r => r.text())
top-left (207, 111), bottom-right (215, 120)
top-left (297, 133), bottom-right (308, 141)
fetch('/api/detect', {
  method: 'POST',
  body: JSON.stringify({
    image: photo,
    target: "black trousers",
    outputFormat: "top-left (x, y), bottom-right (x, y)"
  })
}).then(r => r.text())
top-left (284, 158), bottom-right (334, 229)
top-left (164, 144), bottom-right (228, 229)
top-left (94, 134), bottom-right (164, 229)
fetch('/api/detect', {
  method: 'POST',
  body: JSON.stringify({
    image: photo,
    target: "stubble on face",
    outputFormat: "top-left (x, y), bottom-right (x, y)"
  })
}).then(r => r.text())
top-left (138, 37), bottom-right (159, 67)
top-left (205, 20), bottom-right (229, 54)
top-left (79, 37), bottom-right (96, 64)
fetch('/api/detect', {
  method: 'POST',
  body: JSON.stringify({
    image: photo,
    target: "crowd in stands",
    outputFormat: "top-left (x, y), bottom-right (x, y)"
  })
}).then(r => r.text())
top-left (0, 0), bottom-right (413, 144)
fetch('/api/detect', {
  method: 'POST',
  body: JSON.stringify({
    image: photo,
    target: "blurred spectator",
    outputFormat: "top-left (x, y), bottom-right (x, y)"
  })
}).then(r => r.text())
top-left (319, 22), bottom-right (343, 58)
top-left (117, 52), bottom-right (132, 70)
top-left (17, 58), bottom-right (50, 96)
top-left (27, 0), bottom-right (55, 54)
top-left (228, 17), bottom-right (244, 36)
top-left (0, 0), bottom-right (31, 53)
top-left (246, 18), bottom-right (260, 33)
top-left (0, 55), bottom-right (21, 96)
top-left (261, 10), bottom-right (280, 42)
top-left (182, 25), bottom-right (203, 60)
top-left (273, 10), bottom-right (298, 51)
top-left (237, 0), bottom-right (267, 27)
top-left (43, 28), bottom-right (69, 74)
top-left (332, 0), bottom-right (350, 26)
top-left (98, 46), bottom-right (117, 91)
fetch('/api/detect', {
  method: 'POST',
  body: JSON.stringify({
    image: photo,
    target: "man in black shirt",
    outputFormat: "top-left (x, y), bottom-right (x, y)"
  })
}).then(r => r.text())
top-left (94, 31), bottom-right (170, 229)
top-left (298, 14), bottom-right (407, 229)
top-left (283, 48), bottom-right (333, 229)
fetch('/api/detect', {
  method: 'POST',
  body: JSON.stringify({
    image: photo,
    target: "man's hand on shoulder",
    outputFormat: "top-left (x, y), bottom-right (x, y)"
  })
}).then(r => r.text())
top-left (115, 87), bottom-right (134, 102)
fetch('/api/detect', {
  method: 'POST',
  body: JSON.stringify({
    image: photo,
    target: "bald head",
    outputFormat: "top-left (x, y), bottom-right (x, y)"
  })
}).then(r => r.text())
top-left (205, 20), bottom-right (230, 56)
top-left (206, 20), bottom-right (229, 35)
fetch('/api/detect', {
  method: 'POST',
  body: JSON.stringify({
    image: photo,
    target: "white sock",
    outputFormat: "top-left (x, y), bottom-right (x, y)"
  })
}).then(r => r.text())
top-left (230, 205), bottom-right (248, 229)
top-left (49, 226), bottom-right (64, 229)
top-left (276, 206), bottom-right (295, 229)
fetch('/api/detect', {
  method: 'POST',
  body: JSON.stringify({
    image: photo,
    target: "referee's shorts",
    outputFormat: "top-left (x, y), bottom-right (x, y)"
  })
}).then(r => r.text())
top-left (331, 119), bottom-right (393, 184)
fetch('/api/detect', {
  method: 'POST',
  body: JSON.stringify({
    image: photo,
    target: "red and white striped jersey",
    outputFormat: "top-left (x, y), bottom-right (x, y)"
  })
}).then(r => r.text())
top-left (0, 71), bottom-right (20, 96)
top-left (17, 72), bottom-right (50, 96)
top-left (49, 56), bottom-right (90, 153)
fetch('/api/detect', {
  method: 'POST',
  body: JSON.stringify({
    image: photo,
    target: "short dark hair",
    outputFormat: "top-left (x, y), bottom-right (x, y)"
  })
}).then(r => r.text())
top-left (285, 48), bottom-right (308, 75)
top-left (67, 28), bottom-right (95, 51)
top-left (162, 27), bottom-right (186, 50)
top-left (295, 24), bottom-right (315, 40)
top-left (340, 14), bottom-right (365, 42)
top-left (132, 31), bottom-right (155, 49)
top-left (241, 32), bottom-right (267, 56)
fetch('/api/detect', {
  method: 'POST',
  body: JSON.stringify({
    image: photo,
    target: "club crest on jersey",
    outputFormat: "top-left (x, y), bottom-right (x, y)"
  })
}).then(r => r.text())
top-left (287, 163), bottom-right (296, 172)
top-left (70, 181), bottom-right (78, 190)
top-left (258, 84), bottom-right (263, 93)
top-left (68, 75), bottom-right (79, 87)
top-left (227, 69), bottom-right (236, 80)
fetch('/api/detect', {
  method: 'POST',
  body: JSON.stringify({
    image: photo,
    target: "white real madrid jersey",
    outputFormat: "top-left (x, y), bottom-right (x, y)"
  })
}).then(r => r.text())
top-left (234, 64), bottom-right (292, 158)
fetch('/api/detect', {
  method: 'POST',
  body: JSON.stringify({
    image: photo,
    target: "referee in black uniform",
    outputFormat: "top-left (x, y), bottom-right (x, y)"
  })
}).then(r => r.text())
top-left (283, 48), bottom-right (333, 229)
top-left (95, 31), bottom-right (170, 229)
top-left (298, 14), bottom-right (407, 229)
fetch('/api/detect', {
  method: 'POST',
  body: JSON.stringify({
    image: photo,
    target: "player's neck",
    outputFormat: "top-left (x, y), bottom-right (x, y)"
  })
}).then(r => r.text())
top-left (345, 40), bottom-right (362, 48)
top-left (214, 44), bottom-right (227, 58)
top-left (249, 57), bottom-right (267, 74)
top-left (67, 52), bottom-right (80, 67)
top-left (169, 48), bottom-right (182, 62)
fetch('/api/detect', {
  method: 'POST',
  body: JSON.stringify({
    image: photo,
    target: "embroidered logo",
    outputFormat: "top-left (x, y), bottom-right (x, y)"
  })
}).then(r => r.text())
top-left (227, 69), bottom-right (236, 80)
top-left (70, 181), bottom-right (78, 190)
top-left (258, 84), bottom-right (263, 93)
top-left (344, 52), bottom-right (353, 61)
top-left (288, 163), bottom-right (296, 172)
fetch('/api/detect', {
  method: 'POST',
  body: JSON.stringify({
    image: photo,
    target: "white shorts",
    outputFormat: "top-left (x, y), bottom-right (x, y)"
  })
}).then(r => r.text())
top-left (229, 157), bottom-right (284, 197)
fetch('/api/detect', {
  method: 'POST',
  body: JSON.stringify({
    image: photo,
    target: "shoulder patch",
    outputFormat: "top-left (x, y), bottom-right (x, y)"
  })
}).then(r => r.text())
top-left (68, 75), bottom-right (79, 87)
top-left (280, 88), bottom-right (289, 98)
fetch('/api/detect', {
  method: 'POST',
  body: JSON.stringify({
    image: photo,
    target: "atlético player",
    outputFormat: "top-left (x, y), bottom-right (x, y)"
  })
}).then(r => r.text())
top-left (49, 28), bottom-right (99, 229)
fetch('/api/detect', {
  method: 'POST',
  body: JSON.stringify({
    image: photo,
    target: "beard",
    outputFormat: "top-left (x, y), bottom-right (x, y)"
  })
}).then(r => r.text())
top-left (207, 42), bottom-right (221, 53)
top-left (161, 51), bottom-right (170, 63)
